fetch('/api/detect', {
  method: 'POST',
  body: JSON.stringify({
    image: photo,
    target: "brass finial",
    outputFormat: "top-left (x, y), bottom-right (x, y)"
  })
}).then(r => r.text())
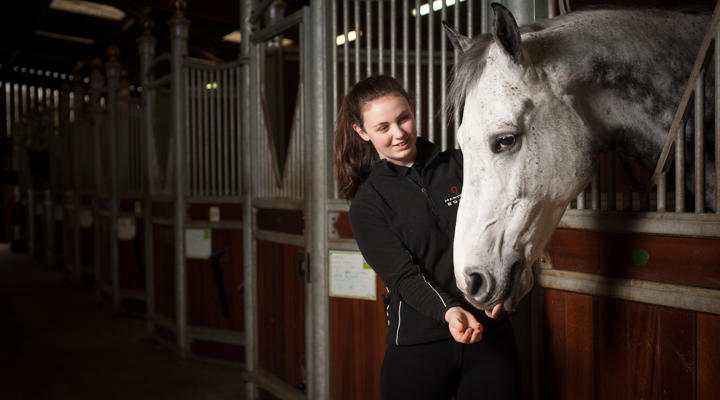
top-left (107, 45), bottom-right (120, 61)
top-left (142, 18), bottom-right (156, 33)
top-left (173, 0), bottom-right (187, 17)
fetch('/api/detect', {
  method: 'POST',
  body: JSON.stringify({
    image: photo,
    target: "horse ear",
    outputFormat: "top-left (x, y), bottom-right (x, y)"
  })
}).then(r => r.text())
top-left (443, 21), bottom-right (473, 54)
top-left (491, 2), bottom-right (522, 63)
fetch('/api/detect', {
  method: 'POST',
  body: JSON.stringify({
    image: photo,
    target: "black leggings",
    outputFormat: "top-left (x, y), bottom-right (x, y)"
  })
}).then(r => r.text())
top-left (380, 320), bottom-right (521, 400)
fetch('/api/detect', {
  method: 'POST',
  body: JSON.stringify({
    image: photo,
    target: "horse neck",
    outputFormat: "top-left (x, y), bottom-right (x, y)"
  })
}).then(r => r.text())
top-left (528, 9), bottom-right (708, 170)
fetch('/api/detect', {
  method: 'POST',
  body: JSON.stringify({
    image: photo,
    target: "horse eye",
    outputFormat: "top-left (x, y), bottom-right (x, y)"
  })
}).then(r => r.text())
top-left (493, 135), bottom-right (516, 153)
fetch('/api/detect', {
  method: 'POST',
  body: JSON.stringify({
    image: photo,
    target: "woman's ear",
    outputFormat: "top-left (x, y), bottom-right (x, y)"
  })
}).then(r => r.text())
top-left (352, 123), bottom-right (370, 141)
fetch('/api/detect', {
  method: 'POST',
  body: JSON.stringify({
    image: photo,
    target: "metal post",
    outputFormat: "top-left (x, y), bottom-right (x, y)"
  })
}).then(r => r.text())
top-left (106, 46), bottom-right (121, 311)
top-left (240, 0), bottom-right (257, 398)
top-left (71, 84), bottom-right (83, 281)
top-left (138, 19), bottom-right (157, 333)
top-left (90, 59), bottom-right (104, 294)
top-left (169, 1), bottom-right (190, 357)
top-left (694, 75), bottom-right (705, 213)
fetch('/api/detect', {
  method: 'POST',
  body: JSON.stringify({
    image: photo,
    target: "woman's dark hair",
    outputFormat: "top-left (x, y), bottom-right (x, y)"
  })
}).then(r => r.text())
top-left (334, 75), bottom-right (411, 200)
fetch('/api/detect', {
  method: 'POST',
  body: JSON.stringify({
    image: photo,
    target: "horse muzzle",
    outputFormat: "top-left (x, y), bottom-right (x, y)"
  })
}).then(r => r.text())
top-left (461, 256), bottom-right (525, 312)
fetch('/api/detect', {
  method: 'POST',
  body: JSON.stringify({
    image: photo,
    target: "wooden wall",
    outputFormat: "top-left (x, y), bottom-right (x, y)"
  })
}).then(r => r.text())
top-left (542, 228), bottom-right (720, 399)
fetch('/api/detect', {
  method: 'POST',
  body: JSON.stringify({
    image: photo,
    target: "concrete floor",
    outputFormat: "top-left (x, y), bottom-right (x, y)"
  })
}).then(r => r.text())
top-left (0, 243), bottom-right (246, 400)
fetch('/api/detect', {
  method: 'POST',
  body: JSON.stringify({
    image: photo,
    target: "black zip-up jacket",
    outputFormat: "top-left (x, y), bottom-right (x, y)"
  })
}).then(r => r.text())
top-left (350, 138), bottom-right (488, 346)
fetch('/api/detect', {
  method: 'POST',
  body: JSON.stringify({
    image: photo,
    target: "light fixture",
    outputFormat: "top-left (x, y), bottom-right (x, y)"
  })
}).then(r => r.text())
top-left (336, 30), bottom-right (358, 46)
top-left (205, 82), bottom-right (218, 90)
top-left (222, 31), bottom-right (242, 44)
top-left (49, 0), bottom-right (125, 21)
top-left (411, 0), bottom-right (466, 17)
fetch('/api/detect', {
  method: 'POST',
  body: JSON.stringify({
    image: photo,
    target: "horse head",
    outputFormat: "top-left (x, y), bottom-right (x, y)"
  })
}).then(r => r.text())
top-left (446, 3), bottom-right (598, 313)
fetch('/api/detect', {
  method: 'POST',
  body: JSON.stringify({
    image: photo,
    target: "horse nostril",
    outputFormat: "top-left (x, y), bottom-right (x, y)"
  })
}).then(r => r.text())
top-left (468, 273), bottom-right (483, 295)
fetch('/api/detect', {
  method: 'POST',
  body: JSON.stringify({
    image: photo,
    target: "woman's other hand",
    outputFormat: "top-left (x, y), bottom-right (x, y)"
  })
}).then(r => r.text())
top-left (444, 306), bottom-right (483, 344)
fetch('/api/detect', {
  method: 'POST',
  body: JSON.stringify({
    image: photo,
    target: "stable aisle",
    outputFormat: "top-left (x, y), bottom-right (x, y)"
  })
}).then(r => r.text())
top-left (0, 244), bottom-right (246, 400)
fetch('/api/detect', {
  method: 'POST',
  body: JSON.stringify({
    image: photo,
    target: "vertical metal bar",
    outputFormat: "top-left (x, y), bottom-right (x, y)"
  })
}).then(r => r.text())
top-left (230, 67), bottom-right (237, 196)
top-left (427, 0), bottom-right (434, 143)
top-left (440, 1), bottom-right (447, 150)
top-left (716, 25), bottom-right (720, 213)
top-left (169, 8), bottom-right (190, 357)
top-left (576, 190), bottom-right (585, 210)
top-left (470, 0), bottom-right (476, 36)
top-left (224, 68), bottom-right (231, 196)
top-left (606, 152), bottom-right (616, 211)
top-left (367, 0), bottom-right (372, 77)
top-left (106, 50), bottom-right (121, 312)
top-left (212, 68), bottom-right (218, 197)
top-left (480, 0), bottom-right (489, 34)
top-left (549, 0), bottom-right (557, 18)
top-left (694, 74), bottom-right (705, 213)
top-left (657, 171), bottom-right (667, 211)
top-left (676, 120), bottom-right (686, 212)
top-left (343, 0), bottom-right (349, 92)
top-left (415, 0), bottom-right (421, 134)
top-left (591, 168), bottom-right (600, 210)
top-left (308, 3), bottom-right (331, 397)
top-left (138, 26), bottom-right (156, 334)
top-left (187, 69), bottom-right (194, 196)
top-left (453, 0), bottom-right (460, 148)
top-left (203, 69), bottom-right (210, 196)
top-left (332, 0), bottom-right (339, 199)
top-left (354, 0), bottom-right (360, 82)
top-left (378, 0), bottom-right (384, 75)
top-left (403, 0), bottom-right (409, 89)
top-left (241, 0), bottom-right (257, 395)
top-left (390, 0), bottom-right (397, 78)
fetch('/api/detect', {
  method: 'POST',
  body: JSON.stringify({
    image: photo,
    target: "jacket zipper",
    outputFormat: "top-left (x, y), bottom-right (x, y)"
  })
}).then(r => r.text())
top-left (405, 175), bottom-right (439, 218)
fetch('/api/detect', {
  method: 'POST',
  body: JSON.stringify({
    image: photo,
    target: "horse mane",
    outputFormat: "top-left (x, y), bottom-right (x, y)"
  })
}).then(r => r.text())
top-left (447, 24), bottom-right (546, 117)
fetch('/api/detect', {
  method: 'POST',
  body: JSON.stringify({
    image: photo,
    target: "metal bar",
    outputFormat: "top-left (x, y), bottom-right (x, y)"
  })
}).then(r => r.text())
top-left (576, 190), bottom-right (585, 210)
top-left (649, 4), bottom-right (720, 189)
top-left (390, 0), bottom-right (396, 78)
top-left (415, 0), bottom-right (421, 132)
top-left (225, 67), bottom-right (231, 196)
top-left (211, 70), bottom-right (218, 196)
top-left (716, 24), bottom-right (720, 214)
top-left (250, 9), bottom-right (305, 44)
top-left (354, 0), bottom-right (360, 82)
top-left (676, 120), bottom-right (686, 212)
top-left (138, 27), bottom-right (156, 334)
top-left (453, 0), bottom-right (460, 147)
top-left (427, 0), bottom-right (434, 143)
top-left (657, 171), bottom-right (667, 211)
top-left (169, 11), bottom-right (190, 358)
top-left (591, 168), bottom-right (600, 210)
top-left (203, 69), bottom-right (210, 196)
top-left (469, 0), bottom-right (475, 36)
top-left (606, 152), bottom-right (616, 211)
top-left (440, 1), bottom-right (447, 150)
top-left (332, 0), bottom-right (339, 199)
top-left (694, 74), bottom-right (705, 213)
top-left (231, 67), bottom-right (238, 196)
top-left (106, 54), bottom-right (121, 312)
top-left (403, 0), bottom-right (409, 89)
top-left (241, 0), bottom-right (258, 394)
top-left (343, 0), bottom-right (349, 92)
top-left (367, 0), bottom-right (372, 77)
top-left (378, 0), bottom-right (384, 75)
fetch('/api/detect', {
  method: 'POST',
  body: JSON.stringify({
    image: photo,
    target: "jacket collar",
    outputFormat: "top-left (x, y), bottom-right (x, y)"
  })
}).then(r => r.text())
top-left (372, 137), bottom-right (441, 177)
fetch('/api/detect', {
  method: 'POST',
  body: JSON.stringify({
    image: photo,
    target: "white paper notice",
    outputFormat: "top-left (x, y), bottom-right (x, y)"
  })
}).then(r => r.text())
top-left (118, 217), bottom-right (136, 240)
top-left (329, 251), bottom-right (376, 300)
top-left (185, 229), bottom-right (212, 259)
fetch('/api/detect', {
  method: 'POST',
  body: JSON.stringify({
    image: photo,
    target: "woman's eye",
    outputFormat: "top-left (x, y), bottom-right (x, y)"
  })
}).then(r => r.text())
top-left (493, 135), bottom-right (516, 153)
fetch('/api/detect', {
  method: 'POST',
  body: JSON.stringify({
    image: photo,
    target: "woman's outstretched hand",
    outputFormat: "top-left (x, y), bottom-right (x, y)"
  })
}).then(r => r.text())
top-left (444, 306), bottom-right (483, 344)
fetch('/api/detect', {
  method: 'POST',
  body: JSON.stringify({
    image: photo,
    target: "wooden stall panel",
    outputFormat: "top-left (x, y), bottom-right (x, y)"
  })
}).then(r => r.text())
top-left (153, 224), bottom-right (175, 318)
top-left (187, 229), bottom-right (244, 331)
top-left (658, 307), bottom-right (695, 399)
top-left (256, 240), bottom-right (306, 393)
top-left (697, 313), bottom-right (720, 400)
top-left (330, 279), bottom-right (387, 400)
top-left (548, 229), bottom-right (720, 290)
top-left (542, 289), bottom-right (568, 400)
top-left (118, 217), bottom-right (145, 291)
top-left (626, 301), bottom-right (659, 400)
top-left (256, 208), bottom-right (303, 235)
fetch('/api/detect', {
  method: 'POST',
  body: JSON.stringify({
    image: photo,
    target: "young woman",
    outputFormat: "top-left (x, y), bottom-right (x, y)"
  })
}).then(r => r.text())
top-left (334, 75), bottom-right (521, 400)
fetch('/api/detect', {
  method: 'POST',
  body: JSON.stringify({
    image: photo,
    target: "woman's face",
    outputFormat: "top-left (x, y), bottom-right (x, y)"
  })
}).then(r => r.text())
top-left (353, 93), bottom-right (417, 167)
